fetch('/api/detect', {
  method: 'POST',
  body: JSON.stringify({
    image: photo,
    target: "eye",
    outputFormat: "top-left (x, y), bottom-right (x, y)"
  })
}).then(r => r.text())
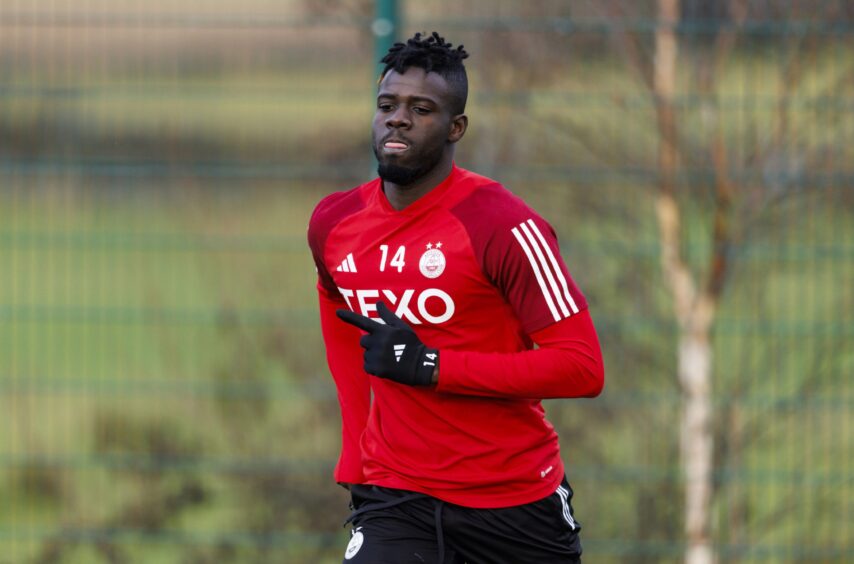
top-left (378, 103), bottom-right (394, 112)
top-left (413, 107), bottom-right (431, 115)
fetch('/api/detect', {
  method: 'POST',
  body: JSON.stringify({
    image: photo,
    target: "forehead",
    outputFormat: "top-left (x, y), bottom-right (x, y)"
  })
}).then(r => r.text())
top-left (377, 68), bottom-right (452, 104)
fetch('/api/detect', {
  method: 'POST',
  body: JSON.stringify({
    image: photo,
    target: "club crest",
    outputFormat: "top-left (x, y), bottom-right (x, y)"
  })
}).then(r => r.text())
top-left (344, 528), bottom-right (364, 560)
top-left (419, 242), bottom-right (446, 279)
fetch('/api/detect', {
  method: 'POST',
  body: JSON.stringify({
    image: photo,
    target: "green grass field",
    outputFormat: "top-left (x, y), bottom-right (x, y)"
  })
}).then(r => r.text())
top-left (1, 34), bottom-right (853, 563)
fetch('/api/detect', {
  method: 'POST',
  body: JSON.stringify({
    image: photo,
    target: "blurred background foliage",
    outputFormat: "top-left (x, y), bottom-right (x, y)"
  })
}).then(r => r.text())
top-left (1, 1), bottom-right (852, 562)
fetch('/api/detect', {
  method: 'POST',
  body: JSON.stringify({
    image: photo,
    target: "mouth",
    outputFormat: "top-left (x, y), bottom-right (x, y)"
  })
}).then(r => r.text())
top-left (381, 138), bottom-right (410, 154)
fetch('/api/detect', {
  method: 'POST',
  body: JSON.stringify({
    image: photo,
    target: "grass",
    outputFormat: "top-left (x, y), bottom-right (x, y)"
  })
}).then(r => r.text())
top-left (1, 43), bottom-right (853, 562)
top-left (2, 193), bottom-right (851, 555)
top-left (0, 181), bottom-right (350, 562)
top-left (1, 66), bottom-right (374, 165)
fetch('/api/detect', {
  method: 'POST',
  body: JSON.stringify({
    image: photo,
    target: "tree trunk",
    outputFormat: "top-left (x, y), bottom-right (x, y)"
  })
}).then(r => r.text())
top-left (653, 1), bottom-right (717, 562)
top-left (656, 196), bottom-right (718, 564)
top-left (679, 298), bottom-right (716, 564)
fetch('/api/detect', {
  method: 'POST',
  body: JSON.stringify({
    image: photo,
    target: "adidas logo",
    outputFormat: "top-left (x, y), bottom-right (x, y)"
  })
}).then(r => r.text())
top-left (393, 344), bottom-right (406, 362)
top-left (336, 253), bottom-right (357, 273)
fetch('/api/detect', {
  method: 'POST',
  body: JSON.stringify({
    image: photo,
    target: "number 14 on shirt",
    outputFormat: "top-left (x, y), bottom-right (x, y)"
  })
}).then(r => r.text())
top-left (379, 245), bottom-right (406, 273)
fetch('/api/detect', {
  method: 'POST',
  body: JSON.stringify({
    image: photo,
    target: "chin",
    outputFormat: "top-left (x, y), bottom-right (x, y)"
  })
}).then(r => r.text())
top-left (378, 163), bottom-right (422, 186)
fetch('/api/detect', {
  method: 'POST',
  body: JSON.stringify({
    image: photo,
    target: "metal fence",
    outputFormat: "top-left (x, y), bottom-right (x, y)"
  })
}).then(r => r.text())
top-left (1, 1), bottom-right (852, 562)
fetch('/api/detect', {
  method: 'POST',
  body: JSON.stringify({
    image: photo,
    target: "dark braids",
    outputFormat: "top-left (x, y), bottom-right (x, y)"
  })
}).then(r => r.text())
top-left (380, 32), bottom-right (469, 114)
top-left (381, 32), bottom-right (469, 72)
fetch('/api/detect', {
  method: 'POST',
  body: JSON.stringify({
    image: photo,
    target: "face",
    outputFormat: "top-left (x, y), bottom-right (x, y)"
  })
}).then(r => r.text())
top-left (372, 68), bottom-right (466, 187)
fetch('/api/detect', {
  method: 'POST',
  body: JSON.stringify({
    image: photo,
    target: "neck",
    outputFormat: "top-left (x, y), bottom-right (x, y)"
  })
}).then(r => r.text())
top-left (383, 156), bottom-right (454, 211)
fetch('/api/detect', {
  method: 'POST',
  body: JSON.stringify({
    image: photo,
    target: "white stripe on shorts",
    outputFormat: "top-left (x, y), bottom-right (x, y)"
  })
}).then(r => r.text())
top-left (556, 485), bottom-right (577, 530)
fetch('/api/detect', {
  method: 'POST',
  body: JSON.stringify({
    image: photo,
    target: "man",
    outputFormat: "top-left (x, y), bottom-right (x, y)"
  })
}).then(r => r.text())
top-left (308, 32), bottom-right (604, 563)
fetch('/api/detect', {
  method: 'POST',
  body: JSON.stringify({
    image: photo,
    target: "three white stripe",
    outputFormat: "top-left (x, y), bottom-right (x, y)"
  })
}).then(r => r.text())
top-left (336, 253), bottom-right (358, 273)
top-left (511, 219), bottom-right (578, 322)
top-left (393, 344), bottom-right (406, 362)
top-left (556, 485), bottom-right (577, 530)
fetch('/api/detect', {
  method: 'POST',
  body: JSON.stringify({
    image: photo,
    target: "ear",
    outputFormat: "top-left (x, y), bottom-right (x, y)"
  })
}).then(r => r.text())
top-left (447, 114), bottom-right (468, 144)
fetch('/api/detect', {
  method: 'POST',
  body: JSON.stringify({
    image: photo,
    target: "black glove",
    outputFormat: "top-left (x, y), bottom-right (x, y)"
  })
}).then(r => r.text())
top-left (336, 302), bottom-right (438, 387)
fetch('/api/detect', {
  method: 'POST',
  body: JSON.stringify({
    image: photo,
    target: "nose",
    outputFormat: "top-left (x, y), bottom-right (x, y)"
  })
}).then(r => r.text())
top-left (385, 106), bottom-right (411, 129)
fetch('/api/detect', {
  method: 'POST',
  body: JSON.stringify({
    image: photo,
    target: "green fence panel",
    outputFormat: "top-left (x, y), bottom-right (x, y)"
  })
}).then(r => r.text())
top-left (1, 1), bottom-right (851, 562)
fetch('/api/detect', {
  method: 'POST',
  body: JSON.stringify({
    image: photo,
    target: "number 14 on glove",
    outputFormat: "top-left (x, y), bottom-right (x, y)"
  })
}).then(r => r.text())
top-left (336, 302), bottom-right (438, 387)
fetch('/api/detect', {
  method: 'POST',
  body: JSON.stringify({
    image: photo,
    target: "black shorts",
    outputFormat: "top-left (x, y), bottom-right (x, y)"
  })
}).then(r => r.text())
top-left (342, 477), bottom-right (582, 564)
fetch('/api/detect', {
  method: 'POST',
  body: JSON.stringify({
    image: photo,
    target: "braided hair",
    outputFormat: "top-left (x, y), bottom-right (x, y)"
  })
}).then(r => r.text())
top-left (379, 32), bottom-right (469, 114)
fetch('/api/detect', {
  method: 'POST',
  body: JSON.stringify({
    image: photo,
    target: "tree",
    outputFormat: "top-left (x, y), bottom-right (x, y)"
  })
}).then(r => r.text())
top-left (597, 0), bottom-right (848, 561)
top-left (651, 2), bottom-right (717, 561)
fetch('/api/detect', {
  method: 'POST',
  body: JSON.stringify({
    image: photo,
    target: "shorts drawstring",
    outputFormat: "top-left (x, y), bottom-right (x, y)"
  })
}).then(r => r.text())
top-left (345, 487), bottom-right (449, 564)
top-left (343, 491), bottom-right (425, 526)
top-left (433, 498), bottom-right (446, 564)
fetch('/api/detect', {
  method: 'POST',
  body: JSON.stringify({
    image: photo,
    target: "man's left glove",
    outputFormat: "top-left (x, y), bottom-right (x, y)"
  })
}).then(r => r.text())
top-left (336, 301), bottom-right (438, 387)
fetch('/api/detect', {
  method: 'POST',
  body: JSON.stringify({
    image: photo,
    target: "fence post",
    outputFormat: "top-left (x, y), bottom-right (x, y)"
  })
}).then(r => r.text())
top-left (370, 0), bottom-right (399, 172)
top-left (373, 0), bottom-right (400, 76)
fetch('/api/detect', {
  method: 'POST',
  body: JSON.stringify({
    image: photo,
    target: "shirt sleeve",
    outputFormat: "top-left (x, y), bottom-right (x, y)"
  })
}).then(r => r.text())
top-left (436, 309), bottom-right (604, 399)
top-left (308, 198), bottom-right (370, 484)
top-left (450, 184), bottom-right (588, 335)
top-left (485, 213), bottom-right (588, 335)
top-left (318, 284), bottom-right (371, 484)
top-left (442, 186), bottom-right (600, 398)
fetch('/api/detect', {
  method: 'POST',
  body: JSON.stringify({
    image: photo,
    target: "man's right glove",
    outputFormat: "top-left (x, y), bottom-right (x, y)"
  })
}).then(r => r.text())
top-left (336, 301), bottom-right (438, 387)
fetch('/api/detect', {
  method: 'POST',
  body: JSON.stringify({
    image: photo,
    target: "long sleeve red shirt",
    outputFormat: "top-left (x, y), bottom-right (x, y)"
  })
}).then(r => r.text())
top-left (309, 165), bottom-right (604, 508)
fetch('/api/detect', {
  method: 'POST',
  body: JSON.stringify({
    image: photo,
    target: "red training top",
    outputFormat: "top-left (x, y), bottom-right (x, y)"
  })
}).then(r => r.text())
top-left (308, 165), bottom-right (604, 508)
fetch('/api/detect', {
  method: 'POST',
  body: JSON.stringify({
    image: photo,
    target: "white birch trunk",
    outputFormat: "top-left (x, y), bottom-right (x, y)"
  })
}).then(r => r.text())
top-left (656, 196), bottom-right (718, 564)
top-left (653, 1), bottom-right (717, 562)
top-left (679, 299), bottom-right (716, 564)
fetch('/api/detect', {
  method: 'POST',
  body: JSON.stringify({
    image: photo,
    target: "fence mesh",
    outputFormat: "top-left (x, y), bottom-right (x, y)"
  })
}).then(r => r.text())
top-left (1, 1), bottom-right (852, 562)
